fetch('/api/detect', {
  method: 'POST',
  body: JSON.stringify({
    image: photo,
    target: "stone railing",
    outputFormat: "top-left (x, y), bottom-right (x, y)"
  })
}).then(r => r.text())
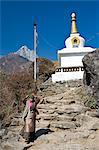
top-left (56, 66), bottom-right (84, 72)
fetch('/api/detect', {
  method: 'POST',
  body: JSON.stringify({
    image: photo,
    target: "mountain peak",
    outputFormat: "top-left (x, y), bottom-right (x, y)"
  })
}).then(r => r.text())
top-left (15, 45), bottom-right (35, 61)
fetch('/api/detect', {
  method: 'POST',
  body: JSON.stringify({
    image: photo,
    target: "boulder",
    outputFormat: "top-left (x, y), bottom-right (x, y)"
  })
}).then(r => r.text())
top-left (82, 49), bottom-right (99, 109)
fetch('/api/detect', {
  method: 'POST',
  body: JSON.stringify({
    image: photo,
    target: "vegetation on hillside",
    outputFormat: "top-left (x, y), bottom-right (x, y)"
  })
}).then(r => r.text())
top-left (0, 57), bottom-right (55, 126)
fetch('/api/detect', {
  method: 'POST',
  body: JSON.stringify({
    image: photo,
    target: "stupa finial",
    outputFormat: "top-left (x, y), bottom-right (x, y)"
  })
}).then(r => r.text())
top-left (71, 12), bottom-right (78, 34)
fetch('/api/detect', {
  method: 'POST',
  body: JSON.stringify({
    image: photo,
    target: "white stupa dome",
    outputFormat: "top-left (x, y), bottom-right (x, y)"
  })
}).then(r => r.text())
top-left (65, 34), bottom-right (85, 48)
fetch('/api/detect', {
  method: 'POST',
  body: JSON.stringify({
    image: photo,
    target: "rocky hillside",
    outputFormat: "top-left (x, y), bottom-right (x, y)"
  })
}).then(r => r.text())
top-left (0, 45), bottom-right (37, 74)
top-left (0, 54), bottom-right (31, 74)
top-left (82, 48), bottom-right (99, 110)
top-left (0, 80), bottom-right (99, 150)
top-left (0, 52), bottom-right (55, 75)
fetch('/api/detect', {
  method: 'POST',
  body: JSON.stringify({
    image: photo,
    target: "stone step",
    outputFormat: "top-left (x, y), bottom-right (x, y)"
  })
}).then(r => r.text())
top-left (50, 121), bottom-right (76, 130)
top-left (38, 103), bottom-right (87, 115)
top-left (38, 114), bottom-right (76, 122)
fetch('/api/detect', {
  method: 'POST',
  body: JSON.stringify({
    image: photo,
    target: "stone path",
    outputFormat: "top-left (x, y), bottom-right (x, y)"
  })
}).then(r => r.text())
top-left (0, 83), bottom-right (99, 150)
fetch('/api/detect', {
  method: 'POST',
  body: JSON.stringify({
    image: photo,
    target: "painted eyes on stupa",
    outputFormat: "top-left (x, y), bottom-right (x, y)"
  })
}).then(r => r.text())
top-left (74, 39), bottom-right (77, 43)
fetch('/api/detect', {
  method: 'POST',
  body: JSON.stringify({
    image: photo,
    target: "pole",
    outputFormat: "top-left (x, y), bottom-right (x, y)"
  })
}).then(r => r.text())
top-left (34, 20), bottom-right (37, 82)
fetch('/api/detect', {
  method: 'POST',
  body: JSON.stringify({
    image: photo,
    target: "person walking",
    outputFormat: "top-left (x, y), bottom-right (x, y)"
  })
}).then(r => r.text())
top-left (21, 92), bottom-right (40, 143)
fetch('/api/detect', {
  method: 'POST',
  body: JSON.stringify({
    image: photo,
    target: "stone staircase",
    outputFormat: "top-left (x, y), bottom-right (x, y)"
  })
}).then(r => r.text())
top-left (0, 83), bottom-right (99, 150)
top-left (37, 87), bottom-right (90, 131)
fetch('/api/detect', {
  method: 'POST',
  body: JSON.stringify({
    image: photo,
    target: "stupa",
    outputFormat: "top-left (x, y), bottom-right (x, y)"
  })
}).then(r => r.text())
top-left (52, 13), bottom-right (95, 83)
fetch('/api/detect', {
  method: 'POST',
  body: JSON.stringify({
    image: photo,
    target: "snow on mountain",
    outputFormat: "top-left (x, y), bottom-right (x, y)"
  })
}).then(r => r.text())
top-left (15, 45), bottom-right (35, 61)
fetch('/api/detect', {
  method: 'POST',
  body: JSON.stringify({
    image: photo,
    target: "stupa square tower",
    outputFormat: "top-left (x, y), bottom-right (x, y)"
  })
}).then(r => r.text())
top-left (52, 13), bottom-right (95, 83)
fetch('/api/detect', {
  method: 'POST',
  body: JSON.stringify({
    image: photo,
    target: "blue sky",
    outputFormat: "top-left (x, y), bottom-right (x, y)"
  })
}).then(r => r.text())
top-left (0, 0), bottom-right (99, 60)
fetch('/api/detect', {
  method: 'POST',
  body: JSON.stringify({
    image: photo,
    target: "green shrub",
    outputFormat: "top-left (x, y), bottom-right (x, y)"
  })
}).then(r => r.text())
top-left (84, 96), bottom-right (97, 109)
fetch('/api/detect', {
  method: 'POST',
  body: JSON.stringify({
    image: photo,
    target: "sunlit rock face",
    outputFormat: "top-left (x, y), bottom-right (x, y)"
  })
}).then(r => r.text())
top-left (82, 49), bottom-right (99, 107)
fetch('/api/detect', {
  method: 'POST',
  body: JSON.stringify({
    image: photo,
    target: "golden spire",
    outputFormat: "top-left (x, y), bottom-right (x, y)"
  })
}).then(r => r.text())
top-left (71, 13), bottom-right (78, 34)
